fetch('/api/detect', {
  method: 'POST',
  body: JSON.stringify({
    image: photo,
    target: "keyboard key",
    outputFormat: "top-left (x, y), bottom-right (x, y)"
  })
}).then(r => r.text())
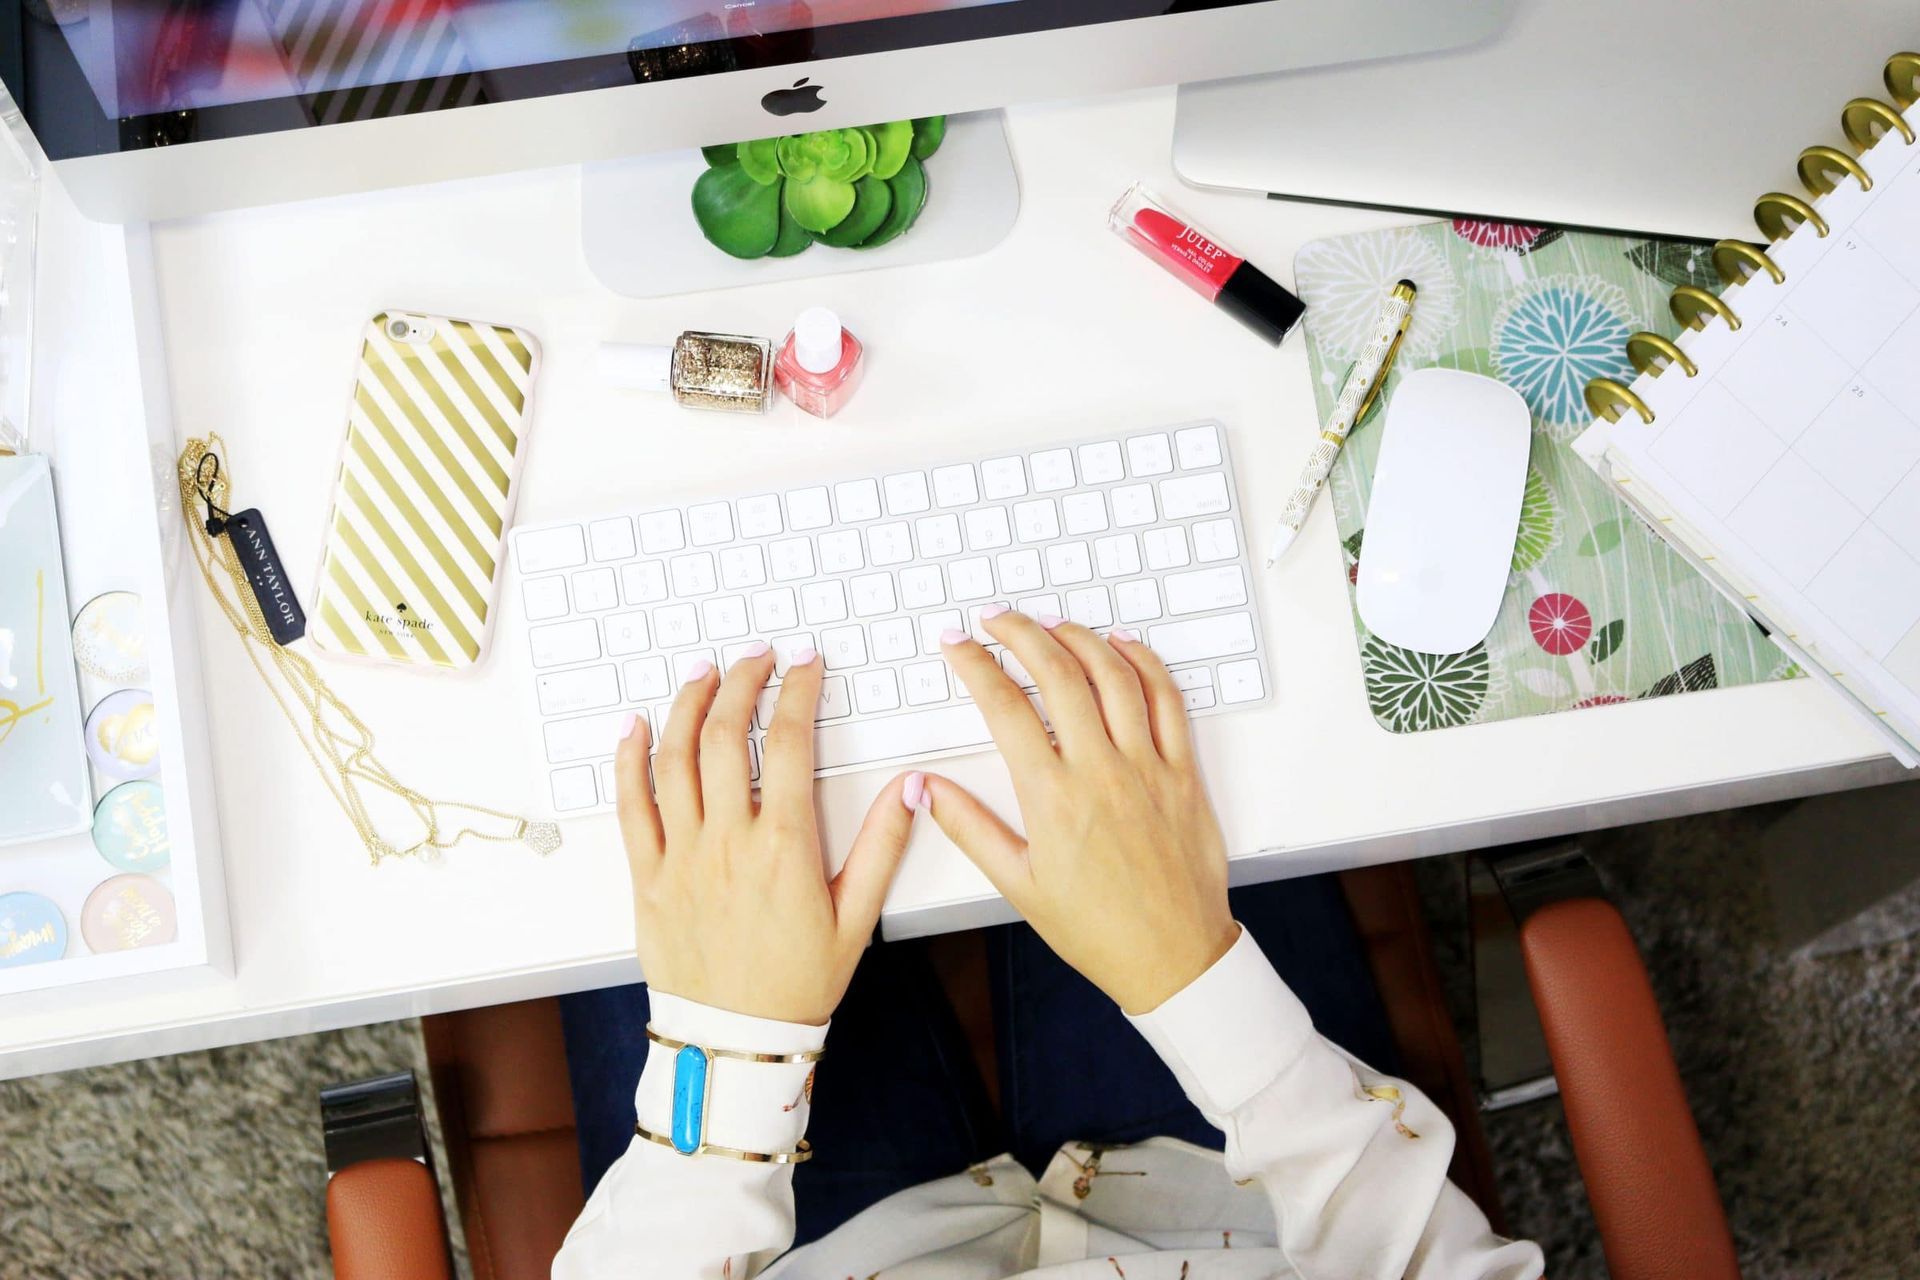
top-left (932, 464), bottom-right (979, 508)
top-left (1062, 492), bottom-right (1109, 535)
top-left (702, 594), bottom-right (750, 640)
top-left (812, 703), bottom-right (993, 771)
top-left (737, 494), bottom-right (784, 538)
top-left (537, 665), bottom-right (620, 716)
top-left (787, 487), bottom-right (833, 531)
top-left (768, 536), bottom-right (816, 582)
top-left (965, 506), bottom-right (1012, 550)
top-left (801, 580), bottom-right (849, 624)
top-left (637, 510), bottom-right (686, 554)
top-left (948, 556), bottom-right (995, 602)
top-left (899, 565), bottom-right (946, 608)
top-left (722, 639), bottom-right (765, 668)
top-left (1218, 659), bottom-right (1264, 704)
top-left (688, 501), bottom-right (734, 546)
top-left (999, 647), bottom-right (1037, 689)
top-left (1045, 540), bottom-right (1093, 585)
top-left (669, 552), bottom-right (718, 597)
top-left (530, 619), bottom-right (600, 667)
top-left (1181, 685), bottom-right (1218, 711)
top-left (867, 522), bottom-right (913, 567)
top-left (515, 525), bottom-right (587, 573)
top-left (1013, 498), bottom-right (1060, 543)
top-left (903, 660), bottom-right (951, 706)
top-left (1115, 579), bottom-right (1163, 624)
top-left (1065, 587), bottom-right (1113, 628)
top-left (915, 514), bottom-right (964, 558)
top-left (752, 587), bottom-right (799, 632)
top-left (571, 567), bottom-right (618, 612)
top-left (1170, 667), bottom-right (1213, 691)
top-left (599, 760), bottom-right (617, 800)
top-left (996, 548), bottom-right (1044, 594)
top-left (523, 576), bottom-right (568, 621)
top-left (1077, 440), bottom-right (1125, 484)
top-left (853, 668), bottom-right (902, 713)
top-left (834, 479), bottom-right (883, 522)
top-left (1095, 533), bottom-right (1143, 577)
top-left (884, 471), bottom-right (932, 515)
top-left (1030, 448), bottom-right (1075, 492)
top-left (969, 601), bottom-right (1012, 640)
top-left (624, 656), bottom-right (671, 701)
top-left (818, 675), bottom-right (853, 720)
top-left (818, 529), bottom-right (865, 573)
top-left (544, 710), bottom-right (627, 763)
top-left (755, 686), bottom-right (782, 729)
top-left (1192, 518), bottom-right (1239, 563)
top-left (981, 456), bottom-right (1027, 500)
top-left (850, 573), bottom-right (897, 618)
top-left (1126, 433), bottom-right (1174, 477)
top-left (820, 624), bottom-right (868, 670)
top-left (1174, 424), bottom-right (1222, 469)
top-left (1147, 612), bottom-right (1257, 664)
top-left (1165, 565), bottom-right (1248, 615)
top-left (719, 545), bottom-right (767, 589)
top-left (1159, 473), bottom-right (1231, 519)
top-left (604, 610), bottom-right (652, 656)
top-left (1110, 483), bottom-right (1156, 528)
top-left (590, 517), bottom-right (636, 561)
top-left (870, 617), bottom-right (917, 662)
top-left (919, 609), bottom-right (963, 654)
top-left (672, 648), bottom-right (717, 684)
top-left (621, 560), bottom-right (668, 604)
top-left (1016, 593), bottom-right (1062, 621)
top-left (770, 632), bottom-right (817, 675)
top-left (1143, 526), bottom-right (1190, 570)
top-left (550, 764), bottom-right (598, 811)
top-left (654, 603), bottom-right (700, 648)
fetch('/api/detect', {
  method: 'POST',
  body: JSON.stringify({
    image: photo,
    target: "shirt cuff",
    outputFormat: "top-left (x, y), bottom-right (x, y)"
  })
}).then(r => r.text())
top-left (634, 993), bottom-right (828, 1157)
top-left (1124, 925), bottom-right (1317, 1116)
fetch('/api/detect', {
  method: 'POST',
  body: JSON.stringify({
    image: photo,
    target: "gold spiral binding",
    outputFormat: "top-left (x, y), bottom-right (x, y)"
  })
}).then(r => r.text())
top-left (1890, 53), bottom-right (1919, 108)
top-left (1626, 332), bottom-right (1697, 378)
top-left (1711, 239), bottom-right (1783, 285)
top-left (1670, 285), bottom-right (1741, 332)
top-left (1841, 97), bottom-right (1913, 151)
top-left (1585, 379), bottom-right (1653, 425)
top-left (1753, 191), bottom-right (1828, 242)
top-left (1797, 145), bottom-right (1871, 195)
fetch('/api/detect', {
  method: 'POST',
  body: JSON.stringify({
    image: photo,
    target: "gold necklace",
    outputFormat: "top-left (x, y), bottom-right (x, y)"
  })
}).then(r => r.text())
top-left (177, 434), bottom-right (560, 865)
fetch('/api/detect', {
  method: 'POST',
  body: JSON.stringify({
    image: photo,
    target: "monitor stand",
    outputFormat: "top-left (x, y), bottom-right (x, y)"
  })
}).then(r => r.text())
top-left (582, 110), bottom-right (1019, 299)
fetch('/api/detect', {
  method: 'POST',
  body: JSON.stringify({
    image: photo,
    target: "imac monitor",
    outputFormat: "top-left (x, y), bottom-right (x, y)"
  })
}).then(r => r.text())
top-left (0, 0), bottom-right (1511, 221)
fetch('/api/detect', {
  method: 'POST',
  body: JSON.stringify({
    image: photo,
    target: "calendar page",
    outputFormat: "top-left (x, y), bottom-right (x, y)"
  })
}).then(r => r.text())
top-left (1576, 93), bottom-right (1920, 756)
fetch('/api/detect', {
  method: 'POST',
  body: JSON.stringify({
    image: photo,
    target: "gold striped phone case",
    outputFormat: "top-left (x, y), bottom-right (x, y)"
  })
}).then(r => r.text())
top-left (312, 311), bottom-right (539, 671)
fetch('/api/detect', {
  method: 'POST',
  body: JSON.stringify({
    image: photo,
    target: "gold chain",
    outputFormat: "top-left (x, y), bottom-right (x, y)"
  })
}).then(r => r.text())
top-left (177, 434), bottom-right (560, 865)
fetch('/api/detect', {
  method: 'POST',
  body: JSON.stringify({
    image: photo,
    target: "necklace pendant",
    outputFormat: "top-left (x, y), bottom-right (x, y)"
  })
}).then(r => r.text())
top-left (521, 821), bottom-right (563, 856)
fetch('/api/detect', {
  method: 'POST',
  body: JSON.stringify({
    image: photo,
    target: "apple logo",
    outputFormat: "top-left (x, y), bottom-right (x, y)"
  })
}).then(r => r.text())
top-left (762, 77), bottom-right (826, 117)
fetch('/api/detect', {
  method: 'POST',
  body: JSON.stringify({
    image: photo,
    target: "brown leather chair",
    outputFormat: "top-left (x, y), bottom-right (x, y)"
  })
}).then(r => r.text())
top-left (326, 864), bottom-right (1741, 1280)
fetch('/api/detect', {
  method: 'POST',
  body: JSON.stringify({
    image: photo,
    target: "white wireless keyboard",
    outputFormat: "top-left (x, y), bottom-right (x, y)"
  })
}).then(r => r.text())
top-left (508, 423), bottom-right (1270, 815)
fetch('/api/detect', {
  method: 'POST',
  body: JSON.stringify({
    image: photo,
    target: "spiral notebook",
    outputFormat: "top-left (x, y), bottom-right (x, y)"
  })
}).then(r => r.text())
top-left (1575, 53), bottom-right (1920, 764)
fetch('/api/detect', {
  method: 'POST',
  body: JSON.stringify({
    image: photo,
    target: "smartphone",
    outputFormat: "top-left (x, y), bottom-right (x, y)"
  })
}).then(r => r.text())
top-left (311, 310), bottom-right (541, 672)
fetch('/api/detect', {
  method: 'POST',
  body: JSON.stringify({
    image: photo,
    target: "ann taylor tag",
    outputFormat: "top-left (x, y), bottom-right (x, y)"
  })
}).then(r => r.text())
top-left (221, 508), bottom-right (307, 644)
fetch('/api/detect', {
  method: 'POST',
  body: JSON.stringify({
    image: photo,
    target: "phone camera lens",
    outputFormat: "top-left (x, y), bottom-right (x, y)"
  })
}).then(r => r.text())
top-left (388, 318), bottom-right (410, 339)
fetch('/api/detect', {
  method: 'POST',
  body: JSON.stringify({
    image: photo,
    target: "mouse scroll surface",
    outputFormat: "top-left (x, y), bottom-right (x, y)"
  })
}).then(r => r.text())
top-left (1355, 369), bottom-right (1532, 656)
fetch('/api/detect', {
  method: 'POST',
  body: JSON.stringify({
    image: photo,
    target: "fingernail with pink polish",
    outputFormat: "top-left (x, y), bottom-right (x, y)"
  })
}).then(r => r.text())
top-left (739, 640), bottom-right (770, 659)
top-left (1039, 614), bottom-right (1066, 631)
top-left (618, 711), bottom-right (640, 741)
top-left (940, 628), bottom-right (969, 645)
top-left (979, 603), bottom-right (1010, 620)
top-left (792, 646), bottom-right (819, 665)
top-left (902, 771), bottom-right (930, 812)
top-left (682, 659), bottom-right (713, 684)
top-left (1109, 627), bottom-right (1139, 644)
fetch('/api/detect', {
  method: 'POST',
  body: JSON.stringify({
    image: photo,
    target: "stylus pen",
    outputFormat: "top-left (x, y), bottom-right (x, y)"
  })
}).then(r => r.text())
top-left (1266, 280), bottom-right (1416, 566)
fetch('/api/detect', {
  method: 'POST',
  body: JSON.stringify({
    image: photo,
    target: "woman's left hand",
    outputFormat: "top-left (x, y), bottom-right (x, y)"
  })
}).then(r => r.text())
top-left (612, 643), bottom-right (921, 1026)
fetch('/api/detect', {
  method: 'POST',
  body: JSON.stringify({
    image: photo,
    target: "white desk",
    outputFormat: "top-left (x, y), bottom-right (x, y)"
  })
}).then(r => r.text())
top-left (2, 89), bottom-right (1903, 1081)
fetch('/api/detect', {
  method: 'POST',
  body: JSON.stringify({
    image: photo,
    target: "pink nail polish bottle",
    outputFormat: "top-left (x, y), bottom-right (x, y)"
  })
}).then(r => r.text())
top-left (775, 307), bottom-right (864, 419)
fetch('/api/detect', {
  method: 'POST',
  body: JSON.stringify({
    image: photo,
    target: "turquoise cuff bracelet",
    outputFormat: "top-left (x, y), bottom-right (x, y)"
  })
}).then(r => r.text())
top-left (638, 1025), bottom-right (822, 1163)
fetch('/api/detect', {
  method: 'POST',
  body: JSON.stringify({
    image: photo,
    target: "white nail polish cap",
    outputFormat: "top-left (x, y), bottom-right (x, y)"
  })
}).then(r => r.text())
top-left (598, 342), bottom-right (674, 392)
top-left (792, 307), bottom-right (845, 375)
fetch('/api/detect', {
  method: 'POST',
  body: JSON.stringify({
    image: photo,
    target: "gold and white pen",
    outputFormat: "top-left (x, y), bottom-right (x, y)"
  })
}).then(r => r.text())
top-left (1266, 280), bottom-right (1416, 565)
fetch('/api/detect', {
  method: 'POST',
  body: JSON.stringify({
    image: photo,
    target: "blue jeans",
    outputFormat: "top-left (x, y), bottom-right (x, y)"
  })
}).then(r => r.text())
top-left (560, 873), bottom-right (1397, 1248)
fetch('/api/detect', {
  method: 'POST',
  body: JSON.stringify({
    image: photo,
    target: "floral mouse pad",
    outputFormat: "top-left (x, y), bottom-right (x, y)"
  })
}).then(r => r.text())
top-left (1294, 220), bottom-right (1797, 733)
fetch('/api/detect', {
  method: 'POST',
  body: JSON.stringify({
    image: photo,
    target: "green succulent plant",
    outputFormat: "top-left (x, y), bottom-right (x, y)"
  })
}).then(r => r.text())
top-left (692, 117), bottom-right (944, 259)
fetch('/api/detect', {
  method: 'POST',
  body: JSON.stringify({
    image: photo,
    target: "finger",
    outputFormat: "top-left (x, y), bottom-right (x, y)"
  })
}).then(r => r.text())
top-left (829, 771), bottom-right (923, 943)
top-left (655, 658), bottom-right (718, 842)
top-left (759, 644), bottom-right (823, 818)
top-left (1043, 620), bottom-right (1155, 757)
top-left (613, 710), bottom-right (663, 882)
top-left (699, 642), bottom-right (774, 821)
top-left (982, 609), bottom-right (1108, 760)
top-left (1107, 629), bottom-right (1195, 764)
top-left (938, 622), bottom-right (1057, 779)
top-left (921, 773), bottom-right (1031, 905)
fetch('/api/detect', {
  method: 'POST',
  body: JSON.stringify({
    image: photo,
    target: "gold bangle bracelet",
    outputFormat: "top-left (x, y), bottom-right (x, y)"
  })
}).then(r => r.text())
top-left (634, 1122), bottom-right (815, 1164)
top-left (644, 1025), bottom-right (825, 1064)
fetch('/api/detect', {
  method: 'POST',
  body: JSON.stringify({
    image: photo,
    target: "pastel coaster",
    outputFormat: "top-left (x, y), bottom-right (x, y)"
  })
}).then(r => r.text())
top-left (92, 780), bottom-right (172, 872)
top-left (0, 892), bottom-right (69, 969)
top-left (81, 874), bottom-right (177, 952)
top-left (84, 687), bottom-right (160, 782)
top-left (72, 590), bottom-right (149, 685)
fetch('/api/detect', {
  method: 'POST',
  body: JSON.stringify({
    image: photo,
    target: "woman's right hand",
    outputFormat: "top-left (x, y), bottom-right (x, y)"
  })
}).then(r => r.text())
top-left (922, 609), bottom-right (1241, 1015)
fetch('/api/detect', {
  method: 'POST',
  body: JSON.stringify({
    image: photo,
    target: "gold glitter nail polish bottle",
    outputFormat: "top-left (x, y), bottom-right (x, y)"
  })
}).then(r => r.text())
top-left (599, 333), bottom-right (774, 414)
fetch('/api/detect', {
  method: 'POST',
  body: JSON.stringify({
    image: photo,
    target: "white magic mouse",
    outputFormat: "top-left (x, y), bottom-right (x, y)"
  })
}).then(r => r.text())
top-left (1356, 368), bottom-right (1531, 656)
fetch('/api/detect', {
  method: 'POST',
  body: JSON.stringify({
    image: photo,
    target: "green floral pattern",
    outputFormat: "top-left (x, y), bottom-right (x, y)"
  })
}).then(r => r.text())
top-left (1297, 222), bottom-right (1796, 733)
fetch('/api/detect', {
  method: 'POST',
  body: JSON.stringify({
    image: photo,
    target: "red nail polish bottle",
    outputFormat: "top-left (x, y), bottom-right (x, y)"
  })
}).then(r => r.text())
top-left (775, 307), bottom-right (864, 419)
